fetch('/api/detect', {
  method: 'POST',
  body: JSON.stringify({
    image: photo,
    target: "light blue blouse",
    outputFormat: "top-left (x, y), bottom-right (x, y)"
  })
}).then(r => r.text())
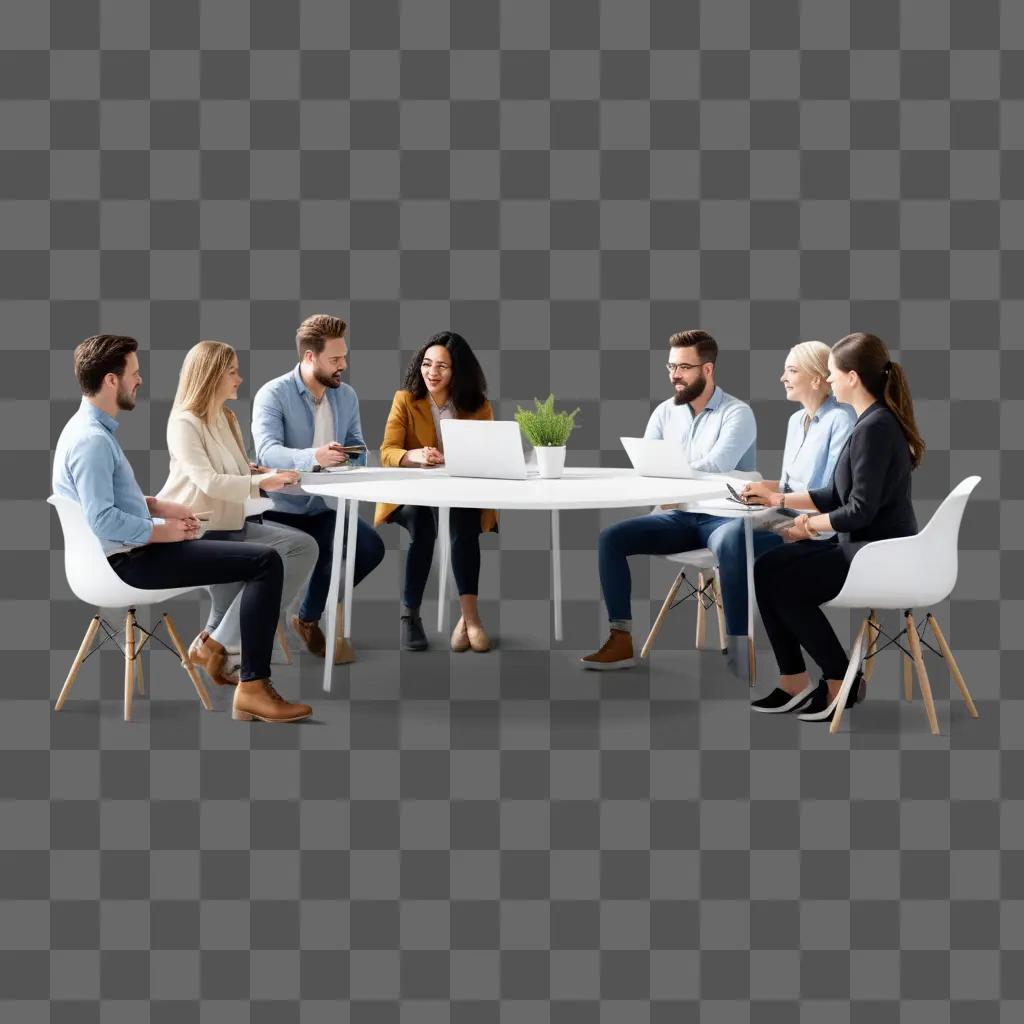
top-left (779, 394), bottom-right (856, 494)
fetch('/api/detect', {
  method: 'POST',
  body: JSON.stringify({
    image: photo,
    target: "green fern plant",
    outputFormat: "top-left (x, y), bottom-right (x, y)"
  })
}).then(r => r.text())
top-left (514, 394), bottom-right (581, 447)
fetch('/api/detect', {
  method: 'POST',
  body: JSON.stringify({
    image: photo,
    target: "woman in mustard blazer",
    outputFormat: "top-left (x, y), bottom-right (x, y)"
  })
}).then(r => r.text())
top-left (376, 331), bottom-right (496, 654)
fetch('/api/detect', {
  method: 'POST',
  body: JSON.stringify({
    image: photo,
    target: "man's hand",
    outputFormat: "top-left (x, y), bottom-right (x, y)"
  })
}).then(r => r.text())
top-left (315, 442), bottom-right (350, 468)
top-left (151, 518), bottom-right (200, 543)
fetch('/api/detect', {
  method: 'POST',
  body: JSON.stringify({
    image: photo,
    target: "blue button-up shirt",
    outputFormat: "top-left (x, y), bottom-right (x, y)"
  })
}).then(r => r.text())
top-left (643, 386), bottom-right (757, 473)
top-left (252, 364), bottom-right (368, 514)
top-left (53, 399), bottom-right (154, 555)
top-left (779, 394), bottom-right (856, 494)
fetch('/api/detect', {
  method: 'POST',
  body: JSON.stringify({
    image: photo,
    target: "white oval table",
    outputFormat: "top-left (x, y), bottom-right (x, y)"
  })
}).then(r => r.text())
top-left (302, 466), bottom-right (761, 693)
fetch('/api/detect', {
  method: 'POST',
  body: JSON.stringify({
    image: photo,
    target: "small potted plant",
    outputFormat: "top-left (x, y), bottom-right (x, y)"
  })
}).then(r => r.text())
top-left (514, 394), bottom-right (580, 479)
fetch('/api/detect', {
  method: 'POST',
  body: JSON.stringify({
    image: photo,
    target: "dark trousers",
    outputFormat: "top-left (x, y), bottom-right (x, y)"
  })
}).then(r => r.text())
top-left (753, 538), bottom-right (852, 680)
top-left (390, 504), bottom-right (482, 611)
top-left (263, 508), bottom-right (385, 622)
top-left (110, 540), bottom-right (283, 683)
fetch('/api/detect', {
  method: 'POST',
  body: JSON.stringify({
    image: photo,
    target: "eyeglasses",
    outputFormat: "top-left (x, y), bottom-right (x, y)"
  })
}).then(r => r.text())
top-left (421, 359), bottom-right (451, 372)
top-left (666, 361), bottom-right (708, 374)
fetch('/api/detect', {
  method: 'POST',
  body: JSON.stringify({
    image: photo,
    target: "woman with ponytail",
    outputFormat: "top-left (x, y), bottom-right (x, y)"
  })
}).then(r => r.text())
top-left (749, 333), bottom-right (924, 723)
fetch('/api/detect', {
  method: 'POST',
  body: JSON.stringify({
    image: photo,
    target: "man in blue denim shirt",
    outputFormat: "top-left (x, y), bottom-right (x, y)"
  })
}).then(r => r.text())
top-left (581, 329), bottom-right (758, 674)
top-left (252, 314), bottom-right (385, 664)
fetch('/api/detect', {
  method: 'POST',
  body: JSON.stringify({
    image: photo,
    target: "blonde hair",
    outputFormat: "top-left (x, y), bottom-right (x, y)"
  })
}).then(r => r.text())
top-left (787, 340), bottom-right (831, 386)
top-left (173, 341), bottom-right (248, 454)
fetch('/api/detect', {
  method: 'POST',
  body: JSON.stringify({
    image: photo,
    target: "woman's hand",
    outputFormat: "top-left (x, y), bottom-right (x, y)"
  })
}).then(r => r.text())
top-left (740, 481), bottom-right (781, 506)
top-left (260, 470), bottom-right (301, 492)
top-left (403, 447), bottom-right (445, 467)
top-left (782, 514), bottom-right (815, 543)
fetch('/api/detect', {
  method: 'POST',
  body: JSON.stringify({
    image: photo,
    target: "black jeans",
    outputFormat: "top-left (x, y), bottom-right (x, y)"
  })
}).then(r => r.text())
top-left (263, 508), bottom-right (385, 622)
top-left (109, 540), bottom-right (283, 682)
top-left (753, 538), bottom-right (852, 680)
top-left (390, 504), bottom-right (482, 611)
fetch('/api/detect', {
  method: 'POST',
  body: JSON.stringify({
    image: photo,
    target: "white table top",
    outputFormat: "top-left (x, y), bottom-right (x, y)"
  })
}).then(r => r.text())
top-left (300, 466), bottom-right (732, 511)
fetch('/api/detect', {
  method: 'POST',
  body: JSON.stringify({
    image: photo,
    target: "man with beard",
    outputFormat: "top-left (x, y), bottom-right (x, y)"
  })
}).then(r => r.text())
top-left (580, 330), bottom-right (759, 674)
top-left (53, 335), bottom-right (309, 721)
top-left (252, 314), bottom-right (385, 664)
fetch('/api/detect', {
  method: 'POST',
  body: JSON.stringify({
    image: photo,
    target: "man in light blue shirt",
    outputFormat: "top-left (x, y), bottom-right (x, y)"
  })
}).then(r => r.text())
top-left (581, 330), bottom-right (759, 673)
top-left (52, 335), bottom-right (309, 722)
top-left (252, 314), bottom-right (385, 664)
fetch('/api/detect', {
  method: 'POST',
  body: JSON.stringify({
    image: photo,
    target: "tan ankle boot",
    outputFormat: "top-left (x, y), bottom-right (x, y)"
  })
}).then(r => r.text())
top-left (232, 679), bottom-right (312, 723)
top-left (334, 604), bottom-right (355, 664)
top-left (465, 620), bottom-right (490, 653)
top-left (188, 631), bottom-right (238, 686)
top-left (580, 629), bottom-right (636, 671)
top-left (290, 615), bottom-right (326, 658)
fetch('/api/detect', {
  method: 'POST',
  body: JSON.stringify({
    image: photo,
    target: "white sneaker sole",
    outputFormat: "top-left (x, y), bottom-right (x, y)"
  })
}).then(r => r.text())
top-left (579, 657), bottom-right (637, 671)
top-left (750, 683), bottom-right (816, 714)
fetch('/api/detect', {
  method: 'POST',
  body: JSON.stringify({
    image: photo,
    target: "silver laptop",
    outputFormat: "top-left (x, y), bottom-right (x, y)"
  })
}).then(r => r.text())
top-left (441, 419), bottom-right (533, 480)
top-left (620, 436), bottom-right (696, 479)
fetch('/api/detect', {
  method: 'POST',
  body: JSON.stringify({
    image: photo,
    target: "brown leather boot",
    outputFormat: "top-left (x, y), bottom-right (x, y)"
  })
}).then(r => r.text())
top-left (188, 631), bottom-right (238, 686)
top-left (579, 629), bottom-right (636, 671)
top-left (232, 679), bottom-right (312, 723)
top-left (334, 604), bottom-right (355, 665)
top-left (290, 615), bottom-right (326, 658)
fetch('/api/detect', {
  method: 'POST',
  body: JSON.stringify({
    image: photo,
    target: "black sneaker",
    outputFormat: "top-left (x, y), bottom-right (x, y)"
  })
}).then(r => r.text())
top-left (401, 613), bottom-right (428, 652)
top-left (798, 672), bottom-right (865, 722)
top-left (750, 681), bottom-right (818, 714)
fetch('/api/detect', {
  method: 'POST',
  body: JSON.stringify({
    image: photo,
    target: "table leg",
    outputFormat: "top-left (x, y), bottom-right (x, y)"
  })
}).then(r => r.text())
top-left (551, 509), bottom-right (563, 642)
top-left (322, 500), bottom-right (348, 694)
top-left (344, 496), bottom-right (359, 639)
top-left (744, 515), bottom-right (756, 686)
top-left (437, 505), bottom-right (451, 634)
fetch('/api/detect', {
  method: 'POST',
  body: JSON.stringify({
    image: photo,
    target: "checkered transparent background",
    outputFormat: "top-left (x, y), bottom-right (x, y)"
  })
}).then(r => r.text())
top-left (2, 0), bottom-right (1024, 1020)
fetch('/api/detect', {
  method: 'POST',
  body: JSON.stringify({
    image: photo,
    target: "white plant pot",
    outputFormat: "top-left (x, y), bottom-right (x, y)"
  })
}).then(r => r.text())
top-left (535, 445), bottom-right (567, 479)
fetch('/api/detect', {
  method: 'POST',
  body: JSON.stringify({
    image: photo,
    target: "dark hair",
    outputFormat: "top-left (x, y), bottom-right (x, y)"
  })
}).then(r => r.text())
top-left (296, 314), bottom-right (347, 360)
top-left (831, 332), bottom-right (925, 469)
top-left (670, 329), bottom-right (718, 365)
top-left (73, 334), bottom-right (139, 395)
top-left (403, 331), bottom-right (488, 414)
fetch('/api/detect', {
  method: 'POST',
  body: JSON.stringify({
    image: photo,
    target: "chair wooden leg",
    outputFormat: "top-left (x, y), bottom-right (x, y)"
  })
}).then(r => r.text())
top-left (56, 615), bottom-right (102, 711)
top-left (276, 623), bottom-right (292, 665)
top-left (640, 571), bottom-right (685, 660)
top-left (903, 653), bottom-right (913, 702)
top-left (906, 611), bottom-right (939, 736)
top-left (862, 611), bottom-right (879, 683)
top-left (124, 610), bottom-right (136, 722)
top-left (711, 572), bottom-right (727, 653)
top-left (135, 649), bottom-right (145, 696)
top-left (695, 572), bottom-right (707, 650)
top-left (163, 613), bottom-right (213, 711)
top-left (829, 618), bottom-right (870, 735)
top-left (927, 613), bottom-right (979, 719)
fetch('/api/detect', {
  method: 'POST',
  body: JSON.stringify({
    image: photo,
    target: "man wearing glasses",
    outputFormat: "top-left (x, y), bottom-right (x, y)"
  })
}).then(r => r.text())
top-left (581, 329), bottom-right (759, 675)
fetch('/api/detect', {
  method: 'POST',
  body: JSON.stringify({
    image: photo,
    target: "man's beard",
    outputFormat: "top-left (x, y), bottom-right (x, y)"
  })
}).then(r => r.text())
top-left (673, 375), bottom-right (707, 405)
top-left (313, 367), bottom-right (342, 389)
top-left (116, 382), bottom-right (136, 411)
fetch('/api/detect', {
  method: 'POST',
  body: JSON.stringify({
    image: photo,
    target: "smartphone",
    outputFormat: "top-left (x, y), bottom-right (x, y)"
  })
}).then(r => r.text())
top-left (726, 483), bottom-right (764, 508)
top-left (330, 443), bottom-right (367, 454)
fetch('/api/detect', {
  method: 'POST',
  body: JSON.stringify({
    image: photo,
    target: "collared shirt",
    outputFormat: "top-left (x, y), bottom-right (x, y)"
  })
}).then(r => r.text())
top-left (643, 385), bottom-right (757, 473)
top-left (53, 399), bottom-right (154, 556)
top-left (428, 396), bottom-right (455, 451)
top-left (779, 394), bottom-right (856, 493)
top-left (252, 364), bottom-right (368, 514)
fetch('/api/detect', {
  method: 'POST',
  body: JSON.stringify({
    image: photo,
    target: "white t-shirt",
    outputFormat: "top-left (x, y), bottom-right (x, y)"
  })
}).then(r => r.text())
top-left (312, 396), bottom-right (334, 449)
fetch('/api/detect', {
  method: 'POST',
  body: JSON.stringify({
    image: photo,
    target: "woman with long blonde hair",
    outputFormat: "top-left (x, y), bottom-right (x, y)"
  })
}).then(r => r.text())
top-left (157, 341), bottom-right (319, 723)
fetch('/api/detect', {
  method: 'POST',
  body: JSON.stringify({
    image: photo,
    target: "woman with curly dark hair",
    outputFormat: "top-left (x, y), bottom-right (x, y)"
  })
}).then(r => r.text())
top-left (376, 331), bottom-right (497, 653)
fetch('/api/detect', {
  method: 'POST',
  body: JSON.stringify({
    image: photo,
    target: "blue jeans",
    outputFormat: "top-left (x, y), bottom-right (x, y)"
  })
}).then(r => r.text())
top-left (263, 508), bottom-right (385, 622)
top-left (598, 511), bottom-right (784, 635)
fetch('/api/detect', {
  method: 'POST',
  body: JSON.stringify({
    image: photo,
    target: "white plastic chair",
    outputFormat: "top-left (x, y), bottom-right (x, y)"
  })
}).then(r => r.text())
top-left (640, 471), bottom-right (762, 676)
top-left (824, 476), bottom-right (982, 736)
top-left (48, 495), bottom-right (213, 722)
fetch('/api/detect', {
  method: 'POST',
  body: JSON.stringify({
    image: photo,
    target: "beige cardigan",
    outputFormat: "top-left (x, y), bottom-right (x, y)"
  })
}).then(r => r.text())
top-left (158, 407), bottom-right (275, 530)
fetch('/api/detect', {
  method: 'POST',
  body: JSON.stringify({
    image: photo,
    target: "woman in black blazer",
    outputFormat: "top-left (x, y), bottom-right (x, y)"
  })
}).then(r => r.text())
top-left (749, 333), bottom-right (926, 722)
